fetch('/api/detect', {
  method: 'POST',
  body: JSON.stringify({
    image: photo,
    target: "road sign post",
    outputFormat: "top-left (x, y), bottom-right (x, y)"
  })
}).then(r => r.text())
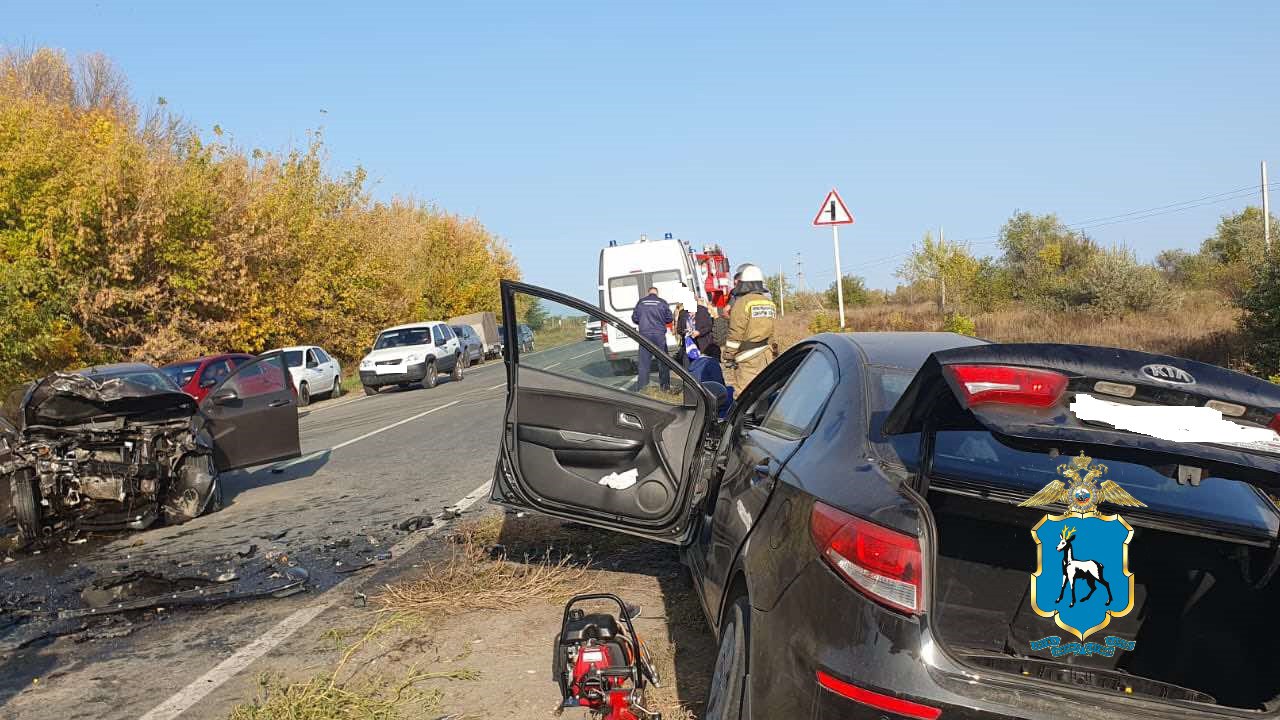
top-left (812, 189), bottom-right (854, 329)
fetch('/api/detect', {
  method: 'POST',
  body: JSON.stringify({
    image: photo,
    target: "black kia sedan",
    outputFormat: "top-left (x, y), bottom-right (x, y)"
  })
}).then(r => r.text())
top-left (491, 280), bottom-right (1280, 719)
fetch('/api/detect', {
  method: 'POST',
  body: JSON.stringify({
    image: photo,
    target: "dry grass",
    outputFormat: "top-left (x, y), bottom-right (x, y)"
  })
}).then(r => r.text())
top-left (227, 615), bottom-right (480, 720)
top-left (777, 291), bottom-right (1246, 369)
top-left (375, 517), bottom-right (592, 617)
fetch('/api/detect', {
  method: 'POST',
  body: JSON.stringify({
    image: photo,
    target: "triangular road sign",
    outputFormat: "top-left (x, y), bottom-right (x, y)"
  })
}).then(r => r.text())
top-left (812, 189), bottom-right (854, 226)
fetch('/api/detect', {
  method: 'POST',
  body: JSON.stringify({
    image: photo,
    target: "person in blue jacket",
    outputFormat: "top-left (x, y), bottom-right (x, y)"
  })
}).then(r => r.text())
top-left (631, 286), bottom-right (673, 391)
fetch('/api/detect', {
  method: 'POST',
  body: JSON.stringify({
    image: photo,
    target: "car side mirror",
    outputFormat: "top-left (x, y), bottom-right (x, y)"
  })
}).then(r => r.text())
top-left (701, 381), bottom-right (728, 409)
top-left (210, 388), bottom-right (239, 405)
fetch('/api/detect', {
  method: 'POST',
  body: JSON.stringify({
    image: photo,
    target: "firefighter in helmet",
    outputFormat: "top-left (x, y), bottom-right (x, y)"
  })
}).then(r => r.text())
top-left (723, 264), bottom-right (776, 390)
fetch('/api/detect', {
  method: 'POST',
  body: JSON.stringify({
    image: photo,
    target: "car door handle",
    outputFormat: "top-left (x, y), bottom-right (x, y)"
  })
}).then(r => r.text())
top-left (618, 412), bottom-right (643, 430)
top-left (269, 399), bottom-right (291, 408)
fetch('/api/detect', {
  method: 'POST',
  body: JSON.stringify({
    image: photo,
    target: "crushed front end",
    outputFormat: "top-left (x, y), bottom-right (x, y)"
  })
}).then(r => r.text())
top-left (1, 373), bottom-right (220, 544)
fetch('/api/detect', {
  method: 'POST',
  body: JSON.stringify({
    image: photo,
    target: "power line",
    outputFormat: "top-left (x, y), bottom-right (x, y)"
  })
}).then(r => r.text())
top-left (808, 182), bottom-right (1280, 280)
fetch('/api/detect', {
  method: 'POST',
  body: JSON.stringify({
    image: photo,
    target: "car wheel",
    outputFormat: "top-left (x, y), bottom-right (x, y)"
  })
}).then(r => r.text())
top-left (10, 468), bottom-right (42, 547)
top-left (452, 353), bottom-right (465, 381)
top-left (704, 595), bottom-right (750, 720)
top-left (363, 384), bottom-right (379, 396)
top-left (330, 375), bottom-right (343, 399)
top-left (423, 360), bottom-right (438, 389)
top-left (298, 382), bottom-right (311, 407)
top-left (165, 454), bottom-right (218, 524)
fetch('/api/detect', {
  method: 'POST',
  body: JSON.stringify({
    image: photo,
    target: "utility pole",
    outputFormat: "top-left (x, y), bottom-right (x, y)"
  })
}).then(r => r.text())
top-left (832, 225), bottom-right (846, 328)
top-left (1264, 160), bottom-right (1272, 255)
top-left (779, 265), bottom-right (786, 315)
top-left (938, 226), bottom-right (946, 311)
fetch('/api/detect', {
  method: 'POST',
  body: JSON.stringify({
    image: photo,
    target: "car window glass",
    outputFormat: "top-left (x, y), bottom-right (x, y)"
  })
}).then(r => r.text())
top-left (760, 352), bottom-right (837, 439)
top-left (204, 360), bottom-right (232, 386)
top-left (931, 430), bottom-right (1279, 535)
top-left (230, 355), bottom-right (251, 368)
top-left (608, 275), bottom-right (643, 312)
top-left (314, 348), bottom-right (330, 363)
top-left (441, 325), bottom-right (455, 339)
top-left (164, 362), bottom-right (201, 387)
top-left (375, 328), bottom-right (431, 349)
top-left (221, 356), bottom-right (289, 400)
top-left (510, 291), bottom-right (685, 406)
top-left (283, 350), bottom-right (304, 367)
top-left (649, 269), bottom-right (683, 299)
top-left (306, 349), bottom-right (318, 365)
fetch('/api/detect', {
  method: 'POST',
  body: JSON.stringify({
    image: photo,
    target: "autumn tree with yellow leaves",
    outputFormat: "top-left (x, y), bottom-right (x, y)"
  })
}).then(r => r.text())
top-left (0, 48), bottom-right (519, 388)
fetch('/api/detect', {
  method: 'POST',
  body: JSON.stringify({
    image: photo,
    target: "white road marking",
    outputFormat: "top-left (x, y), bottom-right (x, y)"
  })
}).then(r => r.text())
top-left (328, 401), bottom-right (460, 451)
top-left (488, 382), bottom-right (507, 390)
top-left (304, 394), bottom-right (366, 414)
top-left (139, 479), bottom-right (493, 720)
top-left (568, 348), bottom-right (599, 360)
top-left (544, 362), bottom-right (561, 369)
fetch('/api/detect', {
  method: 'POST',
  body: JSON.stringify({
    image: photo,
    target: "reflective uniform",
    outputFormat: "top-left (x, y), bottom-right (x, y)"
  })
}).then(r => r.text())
top-left (631, 293), bottom-right (673, 390)
top-left (723, 291), bottom-right (776, 390)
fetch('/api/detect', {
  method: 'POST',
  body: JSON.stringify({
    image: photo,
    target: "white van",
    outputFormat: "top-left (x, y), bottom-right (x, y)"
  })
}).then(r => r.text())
top-left (597, 236), bottom-right (702, 374)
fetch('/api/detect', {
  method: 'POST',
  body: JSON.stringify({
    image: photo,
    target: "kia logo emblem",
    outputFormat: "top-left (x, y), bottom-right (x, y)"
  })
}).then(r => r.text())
top-left (1140, 364), bottom-right (1195, 385)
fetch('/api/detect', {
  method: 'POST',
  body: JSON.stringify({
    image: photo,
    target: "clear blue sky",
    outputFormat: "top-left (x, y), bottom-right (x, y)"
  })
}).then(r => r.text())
top-left (5, 1), bottom-right (1277, 301)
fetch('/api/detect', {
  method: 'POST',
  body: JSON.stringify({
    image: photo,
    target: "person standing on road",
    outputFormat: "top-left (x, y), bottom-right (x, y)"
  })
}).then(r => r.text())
top-left (690, 298), bottom-right (716, 360)
top-left (632, 286), bottom-right (673, 391)
top-left (723, 265), bottom-right (777, 390)
top-left (673, 302), bottom-right (690, 366)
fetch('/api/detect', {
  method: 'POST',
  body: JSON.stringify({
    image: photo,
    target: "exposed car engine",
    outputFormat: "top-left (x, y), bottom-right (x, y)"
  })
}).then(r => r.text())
top-left (1, 371), bottom-right (222, 544)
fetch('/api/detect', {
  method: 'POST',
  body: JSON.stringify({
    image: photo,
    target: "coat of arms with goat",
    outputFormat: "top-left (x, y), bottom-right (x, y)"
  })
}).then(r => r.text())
top-left (1020, 453), bottom-right (1146, 641)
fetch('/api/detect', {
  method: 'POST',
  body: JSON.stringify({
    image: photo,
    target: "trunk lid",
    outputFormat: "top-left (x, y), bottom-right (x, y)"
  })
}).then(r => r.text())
top-left (884, 343), bottom-right (1280, 494)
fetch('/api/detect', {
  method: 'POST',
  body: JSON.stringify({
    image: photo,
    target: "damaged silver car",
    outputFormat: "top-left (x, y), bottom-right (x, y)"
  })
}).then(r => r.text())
top-left (0, 354), bottom-right (300, 545)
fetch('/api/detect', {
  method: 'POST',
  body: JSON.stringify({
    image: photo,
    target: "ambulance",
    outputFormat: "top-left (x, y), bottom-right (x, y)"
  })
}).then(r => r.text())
top-left (597, 235), bottom-right (703, 374)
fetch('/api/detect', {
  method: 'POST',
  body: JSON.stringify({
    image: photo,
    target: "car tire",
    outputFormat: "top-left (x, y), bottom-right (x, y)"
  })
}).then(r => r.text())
top-left (422, 360), bottom-right (438, 389)
top-left (452, 353), bottom-right (465, 381)
top-left (704, 595), bottom-right (750, 720)
top-left (363, 384), bottom-right (379, 396)
top-left (298, 382), bottom-right (311, 407)
top-left (165, 454), bottom-right (219, 524)
top-left (10, 468), bottom-right (42, 547)
top-left (330, 376), bottom-right (343, 399)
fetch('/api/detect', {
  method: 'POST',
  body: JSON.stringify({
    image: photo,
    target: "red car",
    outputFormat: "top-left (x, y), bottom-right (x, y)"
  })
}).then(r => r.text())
top-left (161, 354), bottom-right (255, 402)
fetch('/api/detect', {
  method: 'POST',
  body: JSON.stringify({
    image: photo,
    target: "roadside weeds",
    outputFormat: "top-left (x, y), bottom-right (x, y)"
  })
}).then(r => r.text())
top-left (227, 512), bottom-right (714, 719)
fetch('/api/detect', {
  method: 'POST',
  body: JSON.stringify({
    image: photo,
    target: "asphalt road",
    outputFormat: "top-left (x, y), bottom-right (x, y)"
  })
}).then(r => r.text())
top-left (0, 339), bottom-right (622, 719)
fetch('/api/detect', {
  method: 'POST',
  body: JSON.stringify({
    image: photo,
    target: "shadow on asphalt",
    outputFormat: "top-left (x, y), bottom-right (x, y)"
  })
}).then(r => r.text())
top-left (221, 450), bottom-right (332, 505)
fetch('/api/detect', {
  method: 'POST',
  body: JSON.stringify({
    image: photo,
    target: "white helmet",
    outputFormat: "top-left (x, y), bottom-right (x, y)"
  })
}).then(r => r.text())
top-left (737, 264), bottom-right (764, 283)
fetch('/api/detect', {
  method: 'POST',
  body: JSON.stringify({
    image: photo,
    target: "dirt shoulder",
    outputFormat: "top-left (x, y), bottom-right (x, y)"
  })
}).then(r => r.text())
top-left (220, 510), bottom-right (716, 720)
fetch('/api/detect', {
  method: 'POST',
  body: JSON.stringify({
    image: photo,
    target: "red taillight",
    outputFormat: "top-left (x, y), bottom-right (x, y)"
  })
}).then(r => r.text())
top-left (816, 671), bottom-right (942, 720)
top-left (946, 364), bottom-right (1067, 408)
top-left (600, 323), bottom-right (609, 343)
top-left (810, 502), bottom-right (922, 615)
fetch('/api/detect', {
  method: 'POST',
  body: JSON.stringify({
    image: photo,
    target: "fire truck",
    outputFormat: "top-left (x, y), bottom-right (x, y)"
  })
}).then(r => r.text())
top-left (692, 244), bottom-right (733, 309)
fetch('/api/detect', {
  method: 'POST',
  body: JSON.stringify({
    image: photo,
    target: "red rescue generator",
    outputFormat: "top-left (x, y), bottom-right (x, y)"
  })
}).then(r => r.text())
top-left (553, 594), bottom-right (661, 720)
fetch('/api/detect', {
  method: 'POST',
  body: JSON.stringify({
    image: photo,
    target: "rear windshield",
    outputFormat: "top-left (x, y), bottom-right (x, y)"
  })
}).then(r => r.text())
top-left (866, 366), bottom-right (1280, 538)
top-left (163, 362), bottom-right (202, 387)
top-left (96, 369), bottom-right (180, 392)
top-left (375, 328), bottom-right (431, 349)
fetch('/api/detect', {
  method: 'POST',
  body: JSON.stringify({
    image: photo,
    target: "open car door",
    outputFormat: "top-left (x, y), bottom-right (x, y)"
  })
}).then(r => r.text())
top-left (491, 280), bottom-right (718, 544)
top-left (199, 351), bottom-right (301, 471)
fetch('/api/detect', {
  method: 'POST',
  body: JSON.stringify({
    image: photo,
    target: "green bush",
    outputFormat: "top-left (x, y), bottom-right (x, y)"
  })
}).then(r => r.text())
top-left (943, 312), bottom-right (977, 336)
top-left (1054, 247), bottom-right (1173, 316)
top-left (808, 311), bottom-right (840, 334)
top-left (1236, 265), bottom-right (1280, 377)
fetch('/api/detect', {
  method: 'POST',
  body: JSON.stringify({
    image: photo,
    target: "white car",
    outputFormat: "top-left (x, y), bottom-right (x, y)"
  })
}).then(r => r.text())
top-left (273, 345), bottom-right (342, 407)
top-left (357, 322), bottom-right (464, 395)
